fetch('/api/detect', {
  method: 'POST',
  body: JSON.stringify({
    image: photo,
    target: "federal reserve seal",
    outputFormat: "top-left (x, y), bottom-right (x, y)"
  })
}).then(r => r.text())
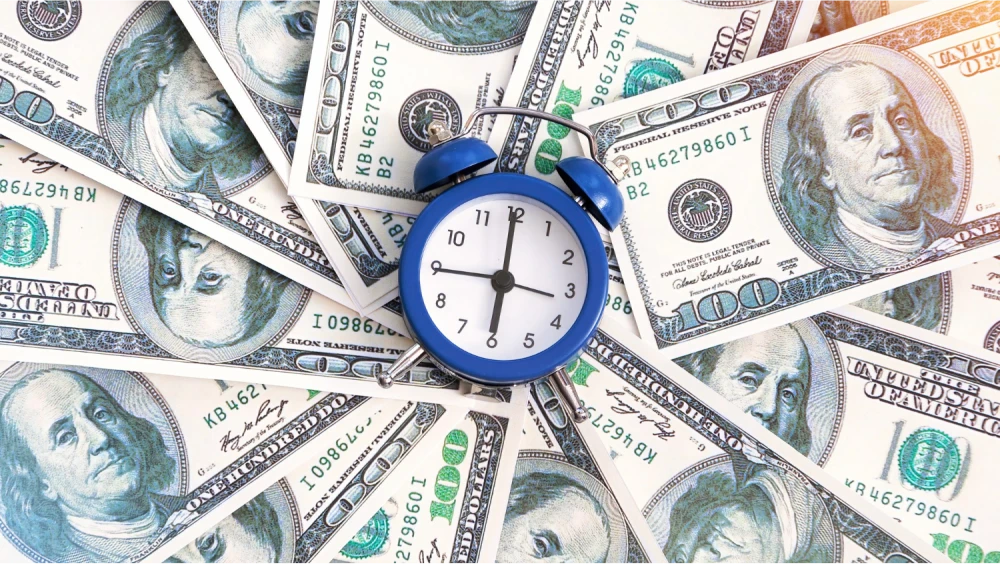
top-left (398, 89), bottom-right (461, 152)
top-left (339, 508), bottom-right (391, 559)
top-left (667, 179), bottom-right (732, 242)
top-left (624, 59), bottom-right (684, 98)
top-left (898, 429), bottom-right (961, 491)
top-left (17, 1), bottom-right (82, 41)
top-left (0, 206), bottom-right (48, 267)
top-left (985, 321), bottom-right (1000, 354)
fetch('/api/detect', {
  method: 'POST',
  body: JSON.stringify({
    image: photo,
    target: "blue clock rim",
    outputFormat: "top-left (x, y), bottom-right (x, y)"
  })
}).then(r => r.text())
top-left (399, 173), bottom-right (608, 386)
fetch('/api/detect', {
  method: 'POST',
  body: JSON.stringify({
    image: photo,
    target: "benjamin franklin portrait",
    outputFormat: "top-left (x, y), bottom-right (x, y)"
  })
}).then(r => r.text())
top-left (675, 324), bottom-right (813, 456)
top-left (853, 274), bottom-right (946, 332)
top-left (168, 489), bottom-right (283, 563)
top-left (0, 368), bottom-right (183, 562)
top-left (370, 1), bottom-right (535, 48)
top-left (105, 7), bottom-right (262, 199)
top-left (135, 205), bottom-right (292, 350)
top-left (225, 0), bottom-right (318, 105)
top-left (661, 465), bottom-right (835, 562)
top-left (498, 461), bottom-right (626, 562)
top-left (777, 55), bottom-right (961, 272)
top-left (808, 1), bottom-right (856, 40)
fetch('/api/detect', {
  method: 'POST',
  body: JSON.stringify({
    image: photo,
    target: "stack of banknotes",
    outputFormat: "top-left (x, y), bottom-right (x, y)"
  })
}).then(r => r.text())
top-left (0, 0), bottom-right (997, 562)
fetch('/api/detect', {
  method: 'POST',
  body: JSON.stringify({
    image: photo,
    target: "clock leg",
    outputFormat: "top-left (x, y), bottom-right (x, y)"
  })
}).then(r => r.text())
top-left (551, 368), bottom-right (589, 424)
top-left (374, 343), bottom-right (426, 388)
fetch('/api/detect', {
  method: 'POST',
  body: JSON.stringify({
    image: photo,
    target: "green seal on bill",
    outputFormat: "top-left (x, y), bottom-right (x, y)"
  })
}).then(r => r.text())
top-left (340, 508), bottom-right (391, 559)
top-left (0, 206), bottom-right (48, 267)
top-left (624, 58), bottom-right (684, 98)
top-left (898, 428), bottom-right (961, 491)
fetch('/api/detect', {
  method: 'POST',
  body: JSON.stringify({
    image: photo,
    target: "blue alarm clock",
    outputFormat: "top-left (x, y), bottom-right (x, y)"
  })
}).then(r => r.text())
top-left (374, 107), bottom-right (626, 422)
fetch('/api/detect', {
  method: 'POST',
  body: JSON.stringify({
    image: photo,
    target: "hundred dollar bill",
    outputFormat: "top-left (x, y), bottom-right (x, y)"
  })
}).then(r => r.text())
top-left (167, 1), bottom-right (397, 315)
top-left (0, 361), bottom-right (391, 562)
top-left (670, 306), bottom-right (1000, 560)
top-left (288, 0), bottom-right (534, 216)
top-left (577, 1), bottom-right (1000, 356)
top-left (0, 1), bottom-right (374, 312)
top-left (490, 0), bottom-right (818, 184)
top-left (0, 138), bottom-right (478, 404)
top-left (491, 379), bottom-right (664, 562)
top-left (854, 257), bottom-right (1000, 353)
top-left (808, 1), bottom-right (922, 40)
top-left (169, 397), bottom-right (490, 563)
top-left (571, 321), bottom-right (938, 561)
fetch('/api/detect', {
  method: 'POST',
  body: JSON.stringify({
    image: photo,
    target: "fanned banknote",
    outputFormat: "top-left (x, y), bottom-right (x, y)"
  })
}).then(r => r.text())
top-left (854, 258), bottom-right (1000, 354)
top-left (490, 0), bottom-right (818, 182)
top-left (169, 394), bottom-right (517, 563)
top-left (808, 1), bottom-right (922, 40)
top-left (492, 379), bottom-right (664, 562)
top-left (168, 1), bottom-right (398, 315)
top-left (571, 321), bottom-right (938, 561)
top-left (577, 1), bottom-right (1000, 356)
top-left (0, 1), bottom-right (371, 310)
top-left (288, 0), bottom-right (534, 215)
top-left (351, 0), bottom-right (819, 321)
top-left (671, 306), bottom-right (1000, 558)
top-left (0, 361), bottom-right (392, 562)
top-left (0, 139), bottom-right (479, 403)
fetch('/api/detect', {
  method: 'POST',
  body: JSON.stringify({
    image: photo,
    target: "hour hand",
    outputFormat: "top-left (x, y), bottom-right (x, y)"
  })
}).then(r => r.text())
top-left (489, 290), bottom-right (504, 334)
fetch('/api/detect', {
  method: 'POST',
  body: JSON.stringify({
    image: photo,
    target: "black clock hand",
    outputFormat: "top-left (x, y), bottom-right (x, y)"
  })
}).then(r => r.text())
top-left (501, 207), bottom-right (519, 272)
top-left (489, 209), bottom-right (521, 333)
top-left (513, 283), bottom-right (555, 297)
top-left (430, 262), bottom-right (493, 280)
top-left (489, 291), bottom-right (505, 334)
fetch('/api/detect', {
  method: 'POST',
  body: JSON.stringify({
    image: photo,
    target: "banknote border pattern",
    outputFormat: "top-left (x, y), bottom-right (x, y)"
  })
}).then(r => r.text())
top-left (813, 311), bottom-right (1000, 391)
top-left (447, 412), bottom-right (510, 562)
top-left (316, 201), bottom-right (399, 287)
top-left (292, 402), bottom-right (446, 562)
top-left (305, 2), bottom-right (436, 204)
top-left (586, 329), bottom-right (928, 561)
top-left (494, 1), bottom-right (581, 175)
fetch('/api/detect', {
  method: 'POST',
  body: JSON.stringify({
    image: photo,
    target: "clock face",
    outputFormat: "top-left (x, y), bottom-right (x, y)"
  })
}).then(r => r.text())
top-left (419, 193), bottom-right (588, 361)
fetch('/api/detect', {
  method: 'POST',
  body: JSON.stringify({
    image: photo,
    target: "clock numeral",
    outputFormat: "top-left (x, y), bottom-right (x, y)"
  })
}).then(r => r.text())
top-left (457, 318), bottom-right (468, 333)
top-left (523, 333), bottom-right (535, 349)
top-left (475, 209), bottom-right (490, 226)
top-left (562, 250), bottom-right (574, 265)
top-left (430, 260), bottom-right (442, 273)
top-left (507, 206), bottom-right (525, 222)
top-left (447, 230), bottom-right (465, 246)
top-left (565, 283), bottom-right (576, 299)
top-left (486, 333), bottom-right (498, 349)
top-left (551, 315), bottom-right (562, 329)
top-left (545, 220), bottom-right (552, 237)
top-left (435, 293), bottom-right (447, 308)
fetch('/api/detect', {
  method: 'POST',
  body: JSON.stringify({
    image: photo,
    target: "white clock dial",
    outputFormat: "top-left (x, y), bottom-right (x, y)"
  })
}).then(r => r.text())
top-left (419, 194), bottom-right (588, 361)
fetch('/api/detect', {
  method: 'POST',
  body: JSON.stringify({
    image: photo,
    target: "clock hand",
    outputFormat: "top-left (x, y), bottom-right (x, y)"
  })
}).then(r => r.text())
top-left (512, 283), bottom-right (555, 297)
top-left (489, 209), bottom-right (521, 334)
top-left (430, 262), bottom-right (493, 280)
top-left (501, 207), bottom-right (519, 272)
top-left (489, 290), bottom-right (505, 334)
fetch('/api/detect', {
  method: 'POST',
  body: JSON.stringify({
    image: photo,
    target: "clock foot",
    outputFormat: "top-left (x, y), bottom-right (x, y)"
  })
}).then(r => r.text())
top-left (552, 368), bottom-right (589, 424)
top-left (374, 343), bottom-right (426, 388)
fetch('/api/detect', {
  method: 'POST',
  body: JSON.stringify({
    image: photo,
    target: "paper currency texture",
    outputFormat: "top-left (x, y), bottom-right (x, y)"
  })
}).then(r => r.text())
top-left (577, 1), bottom-right (1000, 355)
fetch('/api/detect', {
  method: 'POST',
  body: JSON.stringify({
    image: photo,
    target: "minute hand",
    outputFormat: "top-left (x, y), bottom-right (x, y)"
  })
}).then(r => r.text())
top-left (490, 210), bottom-right (520, 333)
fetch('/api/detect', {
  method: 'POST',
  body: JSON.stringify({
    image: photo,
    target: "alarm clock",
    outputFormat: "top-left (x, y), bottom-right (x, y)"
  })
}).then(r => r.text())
top-left (374, 107), bottom-right (626, 423)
